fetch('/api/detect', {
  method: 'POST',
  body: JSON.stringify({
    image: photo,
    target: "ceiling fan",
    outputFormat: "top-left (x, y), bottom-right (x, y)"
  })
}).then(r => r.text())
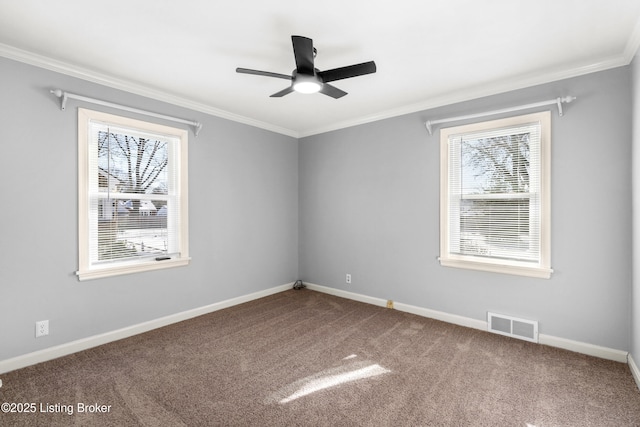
top-left (236, 35), bottom-right (376, 99)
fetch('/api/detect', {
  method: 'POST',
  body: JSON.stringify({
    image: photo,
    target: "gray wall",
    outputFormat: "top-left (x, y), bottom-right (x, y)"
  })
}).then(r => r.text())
top-left (632, 53), bottom-right (640, 363)
top-left (299, 67), bottom-right (633, 351)
top-left (1, 54), bottom-right (636, 363)
top-left (0, 57), bottom-right (299, 360)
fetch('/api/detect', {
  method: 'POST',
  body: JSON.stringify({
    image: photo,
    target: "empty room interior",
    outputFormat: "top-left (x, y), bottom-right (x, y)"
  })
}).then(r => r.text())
top-left (2, 1), bottom-right (640, 425)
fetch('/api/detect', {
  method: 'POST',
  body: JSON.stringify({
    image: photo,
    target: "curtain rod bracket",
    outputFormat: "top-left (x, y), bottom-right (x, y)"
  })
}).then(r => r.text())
top-left (556, 96), bottom-right (576, 117)
top-left (425, 121), bottom-right (433, 135)
top-left (557, 97), bottom-right (564, 117)
top-left (49, 88), bottom-right (203, 137)
top-left (50, 89), bottom-right (68, 110)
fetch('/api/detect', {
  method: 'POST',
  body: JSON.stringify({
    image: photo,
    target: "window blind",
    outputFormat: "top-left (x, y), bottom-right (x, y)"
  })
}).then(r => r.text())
top-left (87, 121), bottom-right (181, 266)
top-left (447, 121), bottom-right (541, 263)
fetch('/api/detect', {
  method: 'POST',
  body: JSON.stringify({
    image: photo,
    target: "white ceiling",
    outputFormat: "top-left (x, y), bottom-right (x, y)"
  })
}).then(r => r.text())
top-left (1, 0), bottom-right (640, 137)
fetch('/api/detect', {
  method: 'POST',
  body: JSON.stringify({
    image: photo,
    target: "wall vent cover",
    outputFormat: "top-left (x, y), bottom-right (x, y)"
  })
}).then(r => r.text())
top-left (487, 312), bottom-right (538, 343)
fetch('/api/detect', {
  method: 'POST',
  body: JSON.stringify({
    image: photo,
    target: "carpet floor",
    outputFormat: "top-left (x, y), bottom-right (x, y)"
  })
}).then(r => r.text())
top-left (1, 289), bottom-right (639, 426)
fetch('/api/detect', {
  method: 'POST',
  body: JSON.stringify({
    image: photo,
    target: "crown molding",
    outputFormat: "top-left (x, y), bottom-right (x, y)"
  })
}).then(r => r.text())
top-left (624, 15), bottom-right (640, 62)
top-left (0, 43), bottom-right (299, 138)
top-left (299, 54), bottom-right (630, 138)
top-left (1, 40), bottom-right (635, 140)
top-left (301, 15), bottom-right (640, 138)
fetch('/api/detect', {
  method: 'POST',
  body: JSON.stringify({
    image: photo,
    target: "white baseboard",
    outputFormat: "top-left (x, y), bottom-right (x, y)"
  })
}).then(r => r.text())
top-left (3, 281), bottom-right (634, 383)
top-left (304, 283), bottom-right (391, 309)
top-left (538, 334), bottom-right (628, 363)
top-left (305, 282), bottom-right (629, 363)
top-left (394, 301), bottom-right (488, 331)
top-left (304, 283), bottom-right (487, 331)
top-left (629, 354), bottom-right (640, 390)
top-left (0, 283), bottom-right (293, 375)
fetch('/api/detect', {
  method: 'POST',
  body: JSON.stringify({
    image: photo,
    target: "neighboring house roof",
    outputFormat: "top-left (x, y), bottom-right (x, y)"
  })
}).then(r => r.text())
top-left (98, 168), bottom-right (122, 191)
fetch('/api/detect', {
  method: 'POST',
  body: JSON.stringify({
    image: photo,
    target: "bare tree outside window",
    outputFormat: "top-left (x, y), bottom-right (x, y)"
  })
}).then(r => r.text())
top-left (97, 130), bottom-right (170, 261)
top-left (461, 133), bottom-right (530, 194)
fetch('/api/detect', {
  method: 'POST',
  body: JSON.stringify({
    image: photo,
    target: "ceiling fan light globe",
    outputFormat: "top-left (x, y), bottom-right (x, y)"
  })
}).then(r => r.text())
top-left (293, 81), bottom-right (322, 94)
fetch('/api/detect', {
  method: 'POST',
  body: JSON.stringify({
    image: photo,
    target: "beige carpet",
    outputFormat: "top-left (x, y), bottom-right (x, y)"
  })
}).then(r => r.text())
top-left (1, 289), bottom-right (639, 426)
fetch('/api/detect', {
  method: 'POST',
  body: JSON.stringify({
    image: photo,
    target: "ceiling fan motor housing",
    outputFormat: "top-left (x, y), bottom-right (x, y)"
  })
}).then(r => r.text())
top-left (292, 70), bottom-right (322, 93)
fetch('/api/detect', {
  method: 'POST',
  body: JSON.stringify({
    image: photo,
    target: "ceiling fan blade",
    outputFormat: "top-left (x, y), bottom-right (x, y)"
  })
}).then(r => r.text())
top-left (318, 61), bottom-right (377, 83)
top-left (319, 83), bottom-right (348, 99)
top-left (291, 35), bottom-right (315, 75)
top-left (270, 86), bottom-right (295, 98)
top-left (236, 68), bottom-right (292, 80)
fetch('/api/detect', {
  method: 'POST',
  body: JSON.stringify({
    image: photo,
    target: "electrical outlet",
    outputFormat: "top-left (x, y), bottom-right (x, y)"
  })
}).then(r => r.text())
top-left (346, 273), bottom-right (351, 284)
top-left (35, 320), bottom-right (49, 338)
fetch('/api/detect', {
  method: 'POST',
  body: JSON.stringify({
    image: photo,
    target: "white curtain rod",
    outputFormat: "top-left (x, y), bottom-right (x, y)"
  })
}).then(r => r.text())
top-left (50, 89), bottom-right (203, 137)
top-left (425, 96), bottom-right (576, 135)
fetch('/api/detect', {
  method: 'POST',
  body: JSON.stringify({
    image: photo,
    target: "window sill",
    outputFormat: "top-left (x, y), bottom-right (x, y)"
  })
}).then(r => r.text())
top-left (77, 257), bottom-right (191, 281)
top-left (439, 257), bottom-right (552, 279)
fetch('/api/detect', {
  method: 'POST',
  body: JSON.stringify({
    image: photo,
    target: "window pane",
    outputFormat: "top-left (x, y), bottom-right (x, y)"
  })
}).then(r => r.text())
top-left (94, 197), bottom-right (170, 263)
top-left (89, 122), bottom-right (179, 266)
top-left (458, 197), bottom-right (536, 261)
top-left (455, 130), bottom-right (536, 261)
top-left (461, 133), bottom-right (530, 195)
top-left (98, 130), bottom-right (169, 196)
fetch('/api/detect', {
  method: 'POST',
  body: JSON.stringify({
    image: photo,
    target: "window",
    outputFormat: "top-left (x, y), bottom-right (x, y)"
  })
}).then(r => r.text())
top-left (439, 111), bottom-right (551, 278)
top-left (77, 108), bottom-right (189, 280)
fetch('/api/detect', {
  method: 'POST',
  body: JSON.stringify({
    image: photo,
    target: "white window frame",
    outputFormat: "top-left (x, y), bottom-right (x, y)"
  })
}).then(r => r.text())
top-left (77, 108), bottom-right (190, 281)
top-left (439, 111), bottom-right (552, 279)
